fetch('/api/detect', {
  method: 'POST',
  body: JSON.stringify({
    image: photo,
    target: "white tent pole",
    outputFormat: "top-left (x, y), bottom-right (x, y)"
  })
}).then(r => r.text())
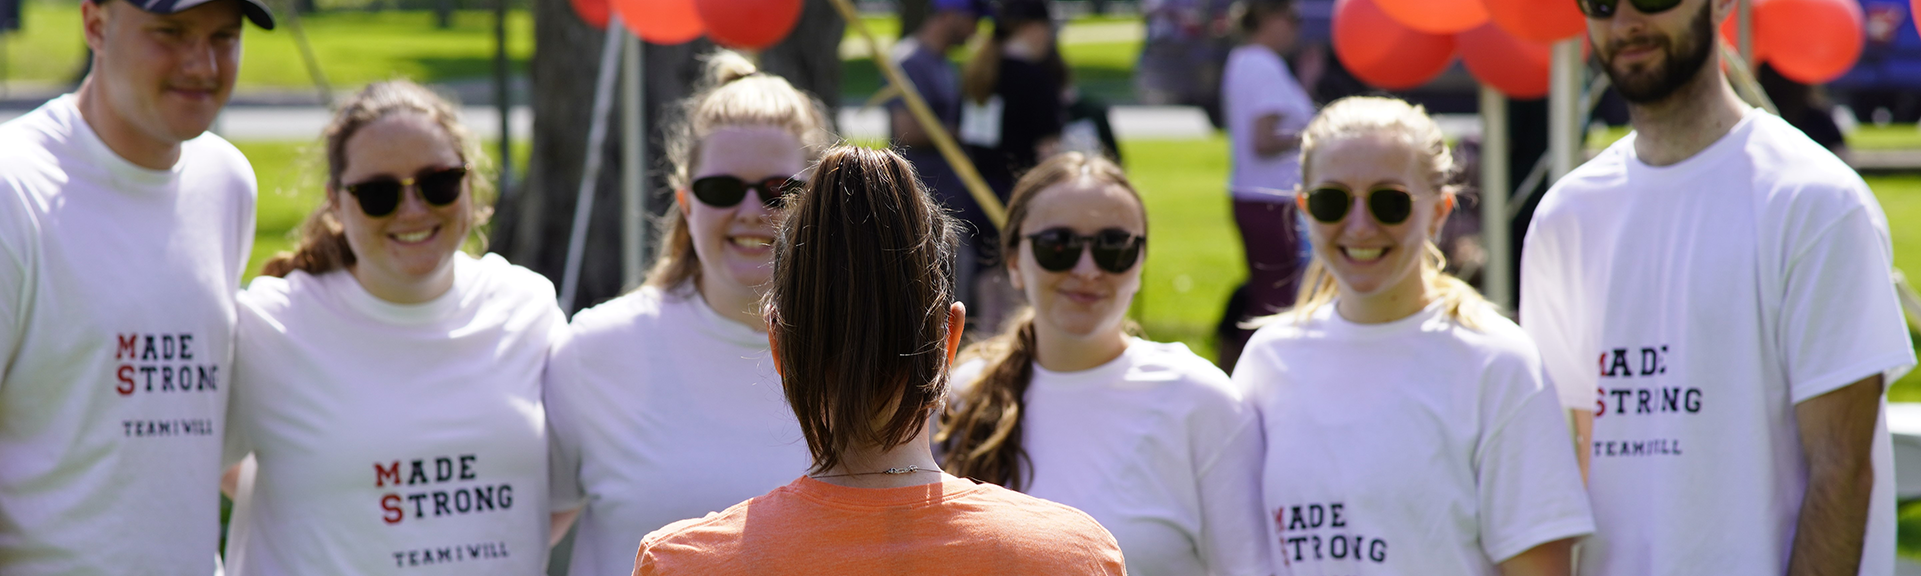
top-left (558, 19), bottom-right (628, 312)
top-left (1737, 0), bottom-right (1753, 67)
top-left (1480, 85), bottom-right (1512, 310)
top-left (1549, 38), bottom-right (1583, 181)
top-left (621, 35), bottom-right (647, 290)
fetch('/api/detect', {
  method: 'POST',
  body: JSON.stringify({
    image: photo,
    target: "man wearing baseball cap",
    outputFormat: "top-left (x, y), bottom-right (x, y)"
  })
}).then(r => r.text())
top-left (0, 0), bottom-right (271, 573)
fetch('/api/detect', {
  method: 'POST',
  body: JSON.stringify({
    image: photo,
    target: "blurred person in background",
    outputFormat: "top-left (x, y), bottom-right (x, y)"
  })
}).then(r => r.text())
top-left (545, 51), bottom-right (834, 576)
top-left (890, 0), bottom-right (997, 327)
top-left (222, 80), bottom-right (565, 575)
top-left (0, 0), bottom-right (271, 573)
top-left (1216, 0), bottom-right (1314, 372)
top-left (960, 0), bottom-right (1068, 191)
top-left (957, 0), bottom-right (1068, 333)
top-left (941, 152), bottom-right (1272, 576)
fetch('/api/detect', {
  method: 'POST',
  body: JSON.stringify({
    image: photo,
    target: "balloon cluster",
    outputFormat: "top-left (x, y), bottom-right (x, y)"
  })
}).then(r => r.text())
top-left (1335, 0), bottom-right (1870, 97)
top-left (571, 0), bottom-right (803, 50)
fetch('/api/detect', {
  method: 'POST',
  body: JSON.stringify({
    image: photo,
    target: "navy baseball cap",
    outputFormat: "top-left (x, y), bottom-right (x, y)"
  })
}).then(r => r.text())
top-left (932, 0), bottom-right (990, 17)
top-left (111, 0), bottom-right (276, 30)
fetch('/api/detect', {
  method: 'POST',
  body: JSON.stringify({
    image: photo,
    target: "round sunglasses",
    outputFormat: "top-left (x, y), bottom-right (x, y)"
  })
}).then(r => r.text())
top-left (1024, 227), bottom-right (1146, 274)
top-left (691, 175), bottom-right (803, 208)
top-left (1299, 186), bottom-right (1415, 225)
top-left (343, 165), bottom-right (468, 218)
top-left (1576, 0), bottom-right (1683, 18)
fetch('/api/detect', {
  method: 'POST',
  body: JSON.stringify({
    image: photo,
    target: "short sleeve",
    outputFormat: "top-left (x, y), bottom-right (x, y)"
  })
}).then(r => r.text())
top-left (234, 169), bottom-right (257, 282)
top-left (1520, 214), bottom-right (1599, 412)
top-left (0, 183), bottom-right (34, 385)
top-left (224, 291), bottom-right (269, 467)
top-left (1192, 399), bottom-right (1274, 576)
top-left (545, 323), bottom-right (588, 512)
top-left (890, 51), bottom-right (940, 113)
top-left (1474, 354), bottom-right (1595, 562)
top-left (1223, 51), bottom-right (1290, 126)
top-left (1779, 205), bottom-right (1916, 403)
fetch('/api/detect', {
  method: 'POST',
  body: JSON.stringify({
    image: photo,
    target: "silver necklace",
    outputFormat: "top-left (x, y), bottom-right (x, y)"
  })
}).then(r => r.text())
top-left (811, 464), bottom-right (943, 479)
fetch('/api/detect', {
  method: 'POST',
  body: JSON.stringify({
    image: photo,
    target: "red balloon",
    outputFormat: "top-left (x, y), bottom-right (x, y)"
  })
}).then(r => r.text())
top-left (1756, 0), bottom-right (1863, 83)
top-left (1334, 0), bottom-right (1458, 90)
top-left (1484, 0), bottom-right (1585, 42)
top-left (1373, 0), bottom-right (1489, 34)
top-left (696, 0), bottom-right (804, 50)
top-left (1914, 0), bottom-right (1920, 41)
top-left (614, 0), bottom-right (707, 44)
top-left (1458, 21), bottom-right (1552, 99)
top-left (571, 0), bottom-right (610, 29)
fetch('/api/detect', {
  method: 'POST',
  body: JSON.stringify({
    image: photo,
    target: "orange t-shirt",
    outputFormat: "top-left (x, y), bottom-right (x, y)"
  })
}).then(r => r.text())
top-left (631, 474), bottom-right (1128, 575)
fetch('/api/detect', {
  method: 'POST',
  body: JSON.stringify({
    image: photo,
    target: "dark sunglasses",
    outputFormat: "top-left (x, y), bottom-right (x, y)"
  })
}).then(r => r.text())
top-left (1575, 0), bottom-right (1683, 18)
top-left (343, 165), bottom-right (468, 218)
top-left (691, 175), bottom-right (803, 208)
top-left (1024, 227), bottom-right (1146, 273)
top-left (1299, 186), bottom-right (1415, 225)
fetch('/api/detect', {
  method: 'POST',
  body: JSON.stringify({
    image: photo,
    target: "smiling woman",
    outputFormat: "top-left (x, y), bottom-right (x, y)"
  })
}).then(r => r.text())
top-left (222, 79), bottom-right (566, 575)
top-left (1230, 96), bottom-right (1594, 576)
top-left (936, 152), bottom-right (1275, 576)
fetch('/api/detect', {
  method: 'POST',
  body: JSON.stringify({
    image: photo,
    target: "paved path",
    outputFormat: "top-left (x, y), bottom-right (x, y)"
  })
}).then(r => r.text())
top-left (0, 99), bottom-right (1913, 171)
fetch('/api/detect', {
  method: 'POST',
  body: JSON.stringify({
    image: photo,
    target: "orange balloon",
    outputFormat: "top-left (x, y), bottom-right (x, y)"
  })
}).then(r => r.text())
top-left (1484, 0), bottom-right (1585, 42)
top-left (697, 0), bottom-right (803, 49)
top-left (1373, 0), bottom-right (1489, 34)
top-left (1756, 0), bottom-right (1863, 83)
top-left (1914, 0), bottom-right (1920, 41)
top-left (615, 0), bottom-right (707, 44)
top-left (1334, 0), bottom-right (1458, 90)
top-left (571, 0), bottom-right (610, 29)
top-left (1458, 21), bottom-right (1552, 99)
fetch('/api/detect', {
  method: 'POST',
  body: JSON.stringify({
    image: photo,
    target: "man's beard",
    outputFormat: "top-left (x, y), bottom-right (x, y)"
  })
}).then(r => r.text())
top-left (1599, 2), bottom-right (1715, 104)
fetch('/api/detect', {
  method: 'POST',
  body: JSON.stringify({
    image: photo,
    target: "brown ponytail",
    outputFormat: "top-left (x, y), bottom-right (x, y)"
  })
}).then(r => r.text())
top-left (259, 80), bottom-right (494, 278)
top-left (766, 145), bottom-right (960, 475)
top-left (936, 152), bottom-right (1144, 490)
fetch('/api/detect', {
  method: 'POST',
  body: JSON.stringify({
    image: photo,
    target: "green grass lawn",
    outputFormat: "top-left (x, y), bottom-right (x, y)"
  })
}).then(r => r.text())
top-left (3, 2), bottom-right (532, 90)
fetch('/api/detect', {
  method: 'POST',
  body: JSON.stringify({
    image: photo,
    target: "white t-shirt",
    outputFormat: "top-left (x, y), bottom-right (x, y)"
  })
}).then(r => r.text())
top-left (1520, 109), bottom-right (1915, 576)
top-left (949, 338), bottom-right (1273, 576)
top-left (222, 253), bottom-right (565, 575)
top-left (0, 94), bottom-right (255, 575)
top-left (1223, 44), bottom-right (1315, 201)
top-left (1233, 301), bottom-right (1595, 575)
top-left (546, 285), bottom-right (813, 576)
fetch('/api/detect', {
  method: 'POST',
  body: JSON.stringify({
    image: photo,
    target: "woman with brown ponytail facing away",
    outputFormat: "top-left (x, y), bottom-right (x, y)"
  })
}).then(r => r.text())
top-left (222, 79), bottom-right (566, 574)
top-left (631, 146), bottom-right (1125, 576)
top-left (544, 50), bottom-right (835, 576)
top-left (939, 152), bottom-right (1273, 576)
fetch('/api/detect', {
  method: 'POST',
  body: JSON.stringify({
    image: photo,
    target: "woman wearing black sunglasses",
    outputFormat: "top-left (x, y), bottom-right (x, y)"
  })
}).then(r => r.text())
top-left (1230, 96), bottom-right (1591, 576)
top-left (221, 80), bottom-right (567, 574)
top-left (543, 51), bottom-right (836, 576)
top-left (938, 152), bottom-right (1273, 576)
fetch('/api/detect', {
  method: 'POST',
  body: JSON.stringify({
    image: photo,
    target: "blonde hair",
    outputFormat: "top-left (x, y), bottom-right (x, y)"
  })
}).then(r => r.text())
top-left (645, 50), bottom-right (835, 292)
top-left (260, 80), bottom-right (495, 278)
top-left (1284, 96), bottom-right (1494, 329)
